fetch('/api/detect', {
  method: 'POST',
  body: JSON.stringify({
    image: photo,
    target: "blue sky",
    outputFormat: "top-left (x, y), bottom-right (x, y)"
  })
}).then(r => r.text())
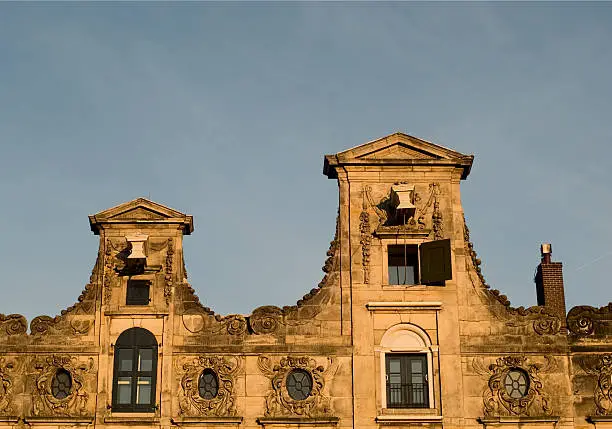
top-left (0, 2), bottom-right (610, 323)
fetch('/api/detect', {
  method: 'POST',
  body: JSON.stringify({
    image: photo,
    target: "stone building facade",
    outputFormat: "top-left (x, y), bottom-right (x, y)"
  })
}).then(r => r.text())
top-left (0, 133), bottom-right (610, 429)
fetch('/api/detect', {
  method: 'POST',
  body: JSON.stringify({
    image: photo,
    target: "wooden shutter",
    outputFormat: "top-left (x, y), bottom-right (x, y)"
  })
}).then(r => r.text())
top-left (419, 239), bottom-right (452, 284)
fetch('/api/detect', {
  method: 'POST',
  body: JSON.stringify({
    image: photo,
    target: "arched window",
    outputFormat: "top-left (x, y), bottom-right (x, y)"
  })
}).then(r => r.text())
top-left (112, 327), bottom-right (158, 412)
top-left (379, 323), bottom-right (434, 409)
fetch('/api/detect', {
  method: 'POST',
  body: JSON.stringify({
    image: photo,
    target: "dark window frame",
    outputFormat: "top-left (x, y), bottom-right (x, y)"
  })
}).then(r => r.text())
top-left (387, 239), bottom-right (451, 285)
top-left (126, 279), bottom-right (151, 306)
top-left (385, 353), bottom-right (429, 408)
top-left (112, 327), bottom-right (158, 413)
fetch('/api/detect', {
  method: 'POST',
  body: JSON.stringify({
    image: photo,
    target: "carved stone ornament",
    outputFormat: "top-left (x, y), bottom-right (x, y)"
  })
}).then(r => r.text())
top-left (360, 188), bottom-right (371, 284)
top-left (32, 355), bottom-right (94, 417)
top-left (366, 183), bottom-right (440, 236)
top-left (582, 354), bottom-right (612, 415)
top-left (432, 200), bottom-right (444, 240)
top-left (473, 356), bottom-right (554, 417)
top-left (249, 306), bottom-right (283, 335)
top-left (567, 304), bottom-right (612, 337)
top-left (463, 216), bottom-right (561, 336)
top-left (178, 356), bottom-right (241, 417)
top-left (258, 356), bottom-right (332, 417)
top-left (164, 238), bottom-right (174, 303)
top-left (0, 357), bottom-right (15, 414)
top-left (0, 314), bottom-right (27, 336)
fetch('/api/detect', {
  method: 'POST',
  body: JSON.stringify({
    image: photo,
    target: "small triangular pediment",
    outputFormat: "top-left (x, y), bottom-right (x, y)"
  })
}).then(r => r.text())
top-left (89, 198), bottom-right (193, 235)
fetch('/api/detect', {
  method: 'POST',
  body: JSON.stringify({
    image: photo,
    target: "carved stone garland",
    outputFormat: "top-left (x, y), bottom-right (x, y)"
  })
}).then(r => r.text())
top-left (0, 357), bottom-right (15, 415)
top-left (164, 238), bottom-right (174, 303)
top-left (473, 356), bottom-right (554, 417)
top-left (32, 355), bottom-right (94, 417)
top-left (179, 356), bottom-right (241, 417)
top-left (360, 189), bottom-right (371, 284)
top-left (258, 356), bottom-right (331, 417)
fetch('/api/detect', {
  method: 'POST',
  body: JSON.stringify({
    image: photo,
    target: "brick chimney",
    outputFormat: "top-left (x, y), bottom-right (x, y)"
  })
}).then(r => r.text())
top-left (535, 243), bottom-right (567, 323)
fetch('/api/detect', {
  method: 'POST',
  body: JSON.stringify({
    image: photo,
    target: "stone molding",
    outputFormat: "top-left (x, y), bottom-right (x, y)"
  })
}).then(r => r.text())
top-left (366, 302), bottom-right (442, 312)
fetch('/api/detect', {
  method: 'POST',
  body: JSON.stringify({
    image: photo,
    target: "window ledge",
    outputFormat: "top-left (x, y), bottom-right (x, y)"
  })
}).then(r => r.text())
top-left (478, 416), bottom-right (560, 425)
top-left (376, 415), bottom-right (442, 424)
top-left (105, 310), bottom-right (168, 317)
top-left (104, 415), bottom-right (160, 424)
top-left (256, 416), bottom-right (339, 426)
top-left (172, 416), bottom-right (243, 425)
top-left (589, 416), bottom-right (612, 423)
top-left (366, 301), bottom-right (442, 311)
top-left (25, 416), bottom-right (94, 425)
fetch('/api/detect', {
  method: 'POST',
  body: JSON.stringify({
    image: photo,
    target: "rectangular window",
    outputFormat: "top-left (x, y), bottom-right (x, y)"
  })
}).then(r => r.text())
top-left (385, 354), bottom-right (428, 408)
top-left (388, 245), bottom-right (419, 285)
top-left (387, 239), bottom-right (452, 285)
top-left (126, 280), bottom-right (150, 305)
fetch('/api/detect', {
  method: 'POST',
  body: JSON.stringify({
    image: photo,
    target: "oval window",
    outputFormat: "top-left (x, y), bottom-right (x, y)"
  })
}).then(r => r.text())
top-left (198, 369), bottom-right (219, 399)
top-left (51, 369), bottom-right (72, 399)
top-left (504, 368), bottom-right (529, 399)
top-left (286, 369), bottom-right (313, 401)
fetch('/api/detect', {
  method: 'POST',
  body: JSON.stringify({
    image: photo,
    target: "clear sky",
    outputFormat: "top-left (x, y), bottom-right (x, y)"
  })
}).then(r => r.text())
top-left (1, 2), bottom-right (610, 323)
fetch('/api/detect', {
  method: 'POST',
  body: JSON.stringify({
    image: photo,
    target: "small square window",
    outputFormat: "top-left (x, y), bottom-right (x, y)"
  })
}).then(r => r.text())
top-left (126, 280), bottom-right (150, 306)
top-left (388, 245), bottom-right (419, 285)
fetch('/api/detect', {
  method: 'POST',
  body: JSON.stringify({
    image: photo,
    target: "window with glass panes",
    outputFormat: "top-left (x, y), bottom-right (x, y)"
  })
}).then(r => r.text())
top-left (112, 328), bottom-right (158, 412)
top-left (385, 354), bottom-right (428, 408)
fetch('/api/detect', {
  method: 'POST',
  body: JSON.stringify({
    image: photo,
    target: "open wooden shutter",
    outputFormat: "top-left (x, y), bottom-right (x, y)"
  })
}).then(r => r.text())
top-left (419, 239), bottom-right (452, 284)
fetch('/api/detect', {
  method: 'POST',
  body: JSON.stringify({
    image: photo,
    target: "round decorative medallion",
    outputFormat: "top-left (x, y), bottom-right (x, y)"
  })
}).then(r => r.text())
top-left (51, 369), bottom-right (72, 399)
top-left (286, 369), bottom-right (313, 401)
top-left (504, 368), bottom-right (529, 399)
top-left (198, 369), bottom-right (219, 399)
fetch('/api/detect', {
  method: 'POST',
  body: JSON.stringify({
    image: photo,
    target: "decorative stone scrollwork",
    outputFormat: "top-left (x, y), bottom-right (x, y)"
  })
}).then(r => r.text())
top-left (32, 355), bottom-right (94, 417)
top-left (567, 304), bottom-right (612, 337)
top-left (0, 314), bottom-right (27, 336)
top-left (583, 354), bottom-right (612, 415)
top-left (473, 356), bottom-right (554, 417)
top-left (258, 355), bottom-right (332, 417)
top-left (0, 357), bottom-right (15, 414)
top-left (249, 306), bottom-right (283, 335)
top-left (178, 356), bottom-right (241, 417)
top-left (213, 315), bottom-right (248, 336)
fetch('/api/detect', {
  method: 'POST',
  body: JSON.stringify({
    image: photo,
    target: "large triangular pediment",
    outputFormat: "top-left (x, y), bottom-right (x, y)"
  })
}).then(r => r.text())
top-left (89, 198), bottom-right (193, 234)
top-left (338, 132), bottom-right (469, 161)
top-left (323, 132), bottom-right (474, 179)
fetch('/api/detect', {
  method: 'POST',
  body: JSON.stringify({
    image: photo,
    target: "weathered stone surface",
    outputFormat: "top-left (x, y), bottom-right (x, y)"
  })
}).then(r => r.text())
top-left (0, 133), bottom-right (608, 429)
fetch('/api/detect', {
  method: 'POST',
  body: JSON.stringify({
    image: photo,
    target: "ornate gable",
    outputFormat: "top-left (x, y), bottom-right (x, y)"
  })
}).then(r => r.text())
top-left (323, 132), bottom-right (474, 179)
top-left (88, 198), bottom-right (194, 234)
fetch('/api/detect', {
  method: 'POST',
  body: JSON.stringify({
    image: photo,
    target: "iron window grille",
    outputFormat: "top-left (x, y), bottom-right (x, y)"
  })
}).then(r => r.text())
top-left (385, 354), bottom-right (429, 408)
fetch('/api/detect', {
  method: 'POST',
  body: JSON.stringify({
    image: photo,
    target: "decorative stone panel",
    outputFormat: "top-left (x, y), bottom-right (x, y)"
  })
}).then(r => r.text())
top-left (31, 355), bottom-right (94, 417)
top-left (178, 355), bottom-right (241, 417)
top-left (258, 355), bottom-right (333, 418)
top-left (473, 356), bottom-right (554, 417)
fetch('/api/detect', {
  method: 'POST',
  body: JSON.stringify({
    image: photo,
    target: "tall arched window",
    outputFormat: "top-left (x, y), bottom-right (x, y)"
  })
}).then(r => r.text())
top-left (379, 323), bottom-right (435, 409)
top-left (112, 327), bottom-right (158, 412)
